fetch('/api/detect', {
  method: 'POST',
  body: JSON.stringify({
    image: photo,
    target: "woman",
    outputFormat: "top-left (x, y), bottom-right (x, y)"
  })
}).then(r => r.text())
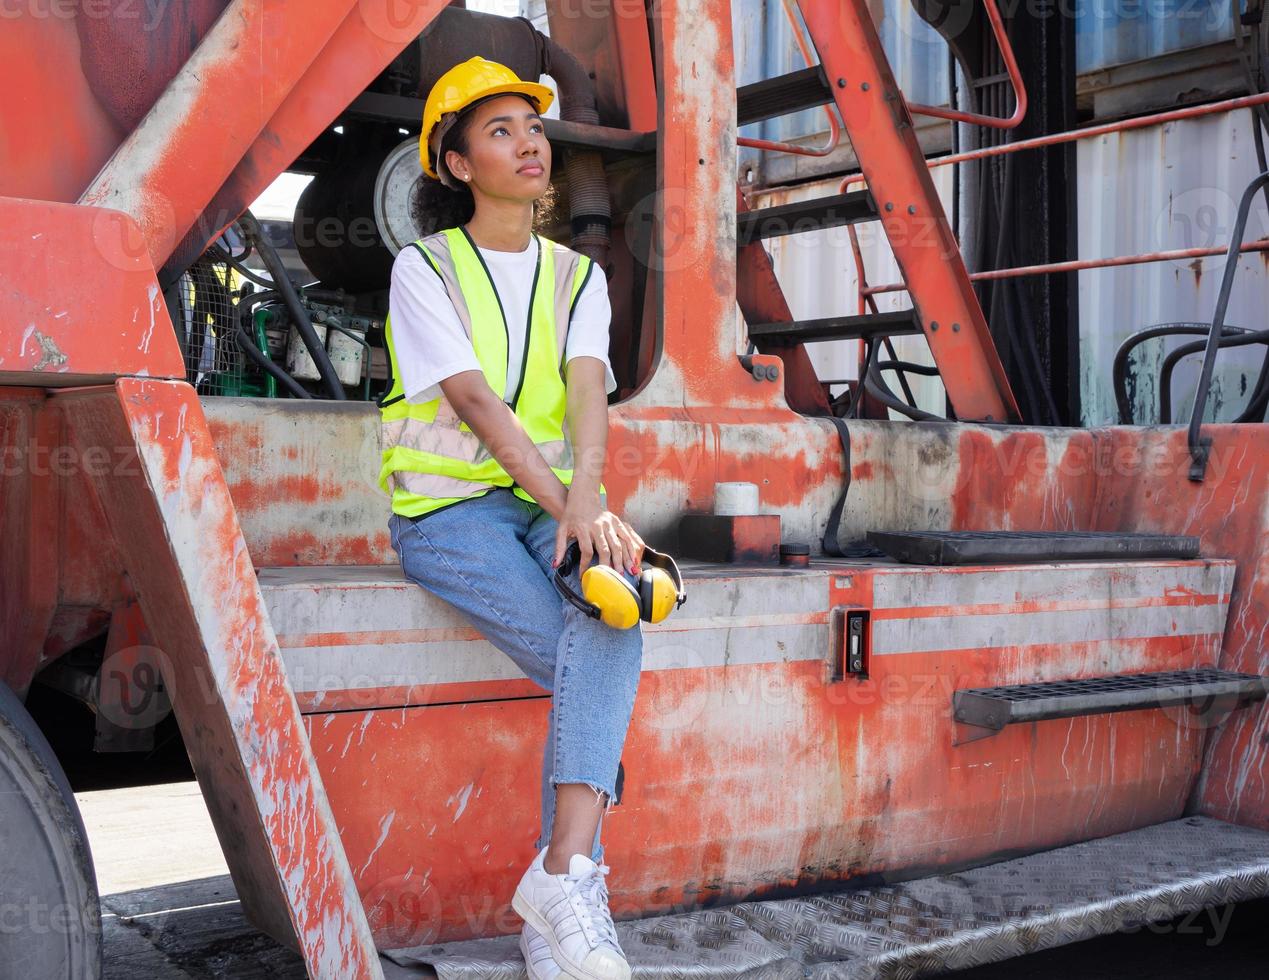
top-left (379, 57), bottom-right (644, 980)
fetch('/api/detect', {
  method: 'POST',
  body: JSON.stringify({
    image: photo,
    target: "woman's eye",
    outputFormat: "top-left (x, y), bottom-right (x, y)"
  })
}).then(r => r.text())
top-left (492, 126), bottom-right (509, 136)
top-left (530, 123), bottom-right (544, 134)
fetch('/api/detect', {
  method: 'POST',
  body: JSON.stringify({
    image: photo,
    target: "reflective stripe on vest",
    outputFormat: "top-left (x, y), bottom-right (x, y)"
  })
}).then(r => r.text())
top-left (377, 226), bottom-right (598, 519)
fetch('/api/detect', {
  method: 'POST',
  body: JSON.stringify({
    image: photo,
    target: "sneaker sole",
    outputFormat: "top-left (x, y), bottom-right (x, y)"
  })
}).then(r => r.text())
top-left (511, 888), bottom-right (631, 980)
top-left (519, 931), bottom-right (553, 980)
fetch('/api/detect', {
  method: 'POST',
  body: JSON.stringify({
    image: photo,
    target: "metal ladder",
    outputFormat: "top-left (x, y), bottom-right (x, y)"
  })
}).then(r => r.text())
top-left (734, 0), bottom-right (1022, 424)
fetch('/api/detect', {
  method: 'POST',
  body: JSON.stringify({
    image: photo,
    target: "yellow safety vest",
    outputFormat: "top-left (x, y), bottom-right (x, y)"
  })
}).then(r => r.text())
top-left (378, 226), bottom-right (600, 519)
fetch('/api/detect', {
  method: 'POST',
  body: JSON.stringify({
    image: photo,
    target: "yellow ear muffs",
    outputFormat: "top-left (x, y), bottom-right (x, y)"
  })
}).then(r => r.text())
top-left (553, 542), bottom-right (688, 629)
top-left (580, 565), bottom-right (642, 629)
top-left (639, 566), bottom-right (680, 624)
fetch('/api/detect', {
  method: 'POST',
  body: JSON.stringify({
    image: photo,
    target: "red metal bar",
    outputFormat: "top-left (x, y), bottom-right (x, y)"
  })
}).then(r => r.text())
top-left (738, 0), bottom-right (840, 157)
top-left (862, 238), bottom-right (1269, 296)
top-left (736, 187), bottom-right (835, 416)
top-left (841, 92), bottom-right (1269, 193)
top-left (795, 0), bottom-right (1020, 422)
top-left (838, 90), bottom-right (1269, 329)
top-left (906, 0), bottom-right (1028, 130)
top-left (174, 0), bottom-right (450, 273)
top-left (77, 0), bottom-right (363, 271)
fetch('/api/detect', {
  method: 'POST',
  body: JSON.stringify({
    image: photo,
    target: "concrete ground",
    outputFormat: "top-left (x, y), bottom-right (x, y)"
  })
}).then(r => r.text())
top-left (83, 781), bottom-right (1267, 979)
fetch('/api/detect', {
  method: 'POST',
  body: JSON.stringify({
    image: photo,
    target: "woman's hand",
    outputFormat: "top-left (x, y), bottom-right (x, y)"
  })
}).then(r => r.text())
top-left (553, 491), bottom-right (646, 576)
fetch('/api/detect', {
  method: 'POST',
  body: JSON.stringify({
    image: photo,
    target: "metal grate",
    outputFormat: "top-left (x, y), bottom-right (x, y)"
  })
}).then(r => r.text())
top-left (386, 818), bottom-right (1269, 977)
top-left (177, 257), bottom-right (252, 396)
top-left (954, 667), bottom-right (1268, 737)
top-left (868, 529), bottom-right (1201, 565)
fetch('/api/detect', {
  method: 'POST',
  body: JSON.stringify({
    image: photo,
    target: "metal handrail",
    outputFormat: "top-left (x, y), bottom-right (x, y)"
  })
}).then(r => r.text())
top-left (905, 0), bottom-right (1028, 130)
top-left (1187, 170), bottom-right (1269, 480)
top-left (737, 0), bottom-right (840, 157)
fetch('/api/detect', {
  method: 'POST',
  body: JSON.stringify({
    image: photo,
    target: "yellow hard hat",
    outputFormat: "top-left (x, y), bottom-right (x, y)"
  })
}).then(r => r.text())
top-left (420, 56), bottom-right (555, 180)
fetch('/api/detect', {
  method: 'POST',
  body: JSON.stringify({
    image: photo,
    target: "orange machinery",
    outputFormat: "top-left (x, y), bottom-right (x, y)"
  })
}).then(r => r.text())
top-left (1, 2), bottom-right (1267, 978)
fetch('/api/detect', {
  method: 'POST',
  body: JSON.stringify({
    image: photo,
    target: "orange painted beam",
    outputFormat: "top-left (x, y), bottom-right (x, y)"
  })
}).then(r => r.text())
top-left (56, 379), bottom-right (382, 978)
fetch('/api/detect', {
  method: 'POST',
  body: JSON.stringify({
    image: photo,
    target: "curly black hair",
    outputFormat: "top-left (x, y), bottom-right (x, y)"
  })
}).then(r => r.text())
top-left (409, 101), bottom-right (557, 239)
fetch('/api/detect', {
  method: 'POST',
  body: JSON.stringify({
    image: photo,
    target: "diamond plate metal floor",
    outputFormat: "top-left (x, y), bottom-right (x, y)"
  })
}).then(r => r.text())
top-left (383, 817), bottom-right (1269, 979)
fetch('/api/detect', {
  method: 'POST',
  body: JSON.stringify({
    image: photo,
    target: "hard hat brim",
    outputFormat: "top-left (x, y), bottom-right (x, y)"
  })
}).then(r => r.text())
top-left (420, 81), bottom-right (556, 179)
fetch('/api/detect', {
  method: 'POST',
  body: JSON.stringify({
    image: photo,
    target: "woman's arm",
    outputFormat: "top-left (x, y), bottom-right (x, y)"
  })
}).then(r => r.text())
top-left (439, 371), bottom-right (571, 519)
top-left (553, 356), bottom-right (645, 573)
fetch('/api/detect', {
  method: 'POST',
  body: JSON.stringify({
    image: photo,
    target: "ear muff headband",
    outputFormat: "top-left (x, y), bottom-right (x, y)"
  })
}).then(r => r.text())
top-left (552, 542), bottom-right (687, 628)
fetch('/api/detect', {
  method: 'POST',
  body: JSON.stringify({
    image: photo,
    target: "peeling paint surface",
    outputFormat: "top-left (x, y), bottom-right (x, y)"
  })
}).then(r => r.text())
top-left (55, 380), bottom-right (383, 979)
top-left (0, 199), bottom-right (183, 384)
top-left (298, 553), bottom-right (1232, 945)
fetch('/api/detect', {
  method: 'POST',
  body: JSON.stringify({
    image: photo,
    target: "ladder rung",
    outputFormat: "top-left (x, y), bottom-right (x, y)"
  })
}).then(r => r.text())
top-left (749, 310), bottom-right (920, 344)
top-left (954, 669), bottom-right (1269, 737)
top-left (737, 66), bottom-right (834, 128)
top-left (737, 190), bottom-right (877, 245)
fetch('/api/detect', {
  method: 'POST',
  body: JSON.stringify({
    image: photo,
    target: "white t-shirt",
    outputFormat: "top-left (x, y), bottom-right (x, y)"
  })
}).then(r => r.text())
top-left (388, 235), bottom-right (617, 404)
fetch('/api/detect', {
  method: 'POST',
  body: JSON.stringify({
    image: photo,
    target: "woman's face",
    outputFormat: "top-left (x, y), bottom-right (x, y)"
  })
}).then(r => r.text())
top-left (445, 94), bottom-right (551, 204)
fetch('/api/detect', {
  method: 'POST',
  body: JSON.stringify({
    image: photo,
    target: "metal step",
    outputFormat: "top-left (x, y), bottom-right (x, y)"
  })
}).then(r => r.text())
top-left (737, 189), bottom-right (878, 245)
top-left (954, 668), bottom-right (1268, 739)
top-left (737, 65), bottom-right (834, 127)
top-left (382, 817), bottom-right (1269, 977)
top-left (748, 309), bottom-right (921, 345)
top-left (869, 529), bottom-right (1202, 565)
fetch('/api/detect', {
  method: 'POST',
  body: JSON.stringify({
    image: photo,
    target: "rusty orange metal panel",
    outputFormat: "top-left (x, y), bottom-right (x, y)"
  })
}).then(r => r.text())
top-left (643, 0), bottom-right (753, 409)
top-left (55, 379), bottom-right (382, 978)
top-left (203, 399), bottom-right (392, 566)
top-left (794, 0), bottom-right (1019, 423)
top-left (1096, 426), bottom-right (1269, 831)
top-left (0, 12), bottom-right (123, 203)
top-left (301, 558), bottom-right (1230, 945)
top-left (840, 421), bottom-right (1269, 830)
top-left (77, 0), bottom-right (364, 271)
top-left (0, 198), bottom-right (183, 384)
top-left (0, 389), bottom-right (60, 696)
top-left (736, 189), bottom-right (834, 417)
top-left (181, 1), bottom-right (450, 270)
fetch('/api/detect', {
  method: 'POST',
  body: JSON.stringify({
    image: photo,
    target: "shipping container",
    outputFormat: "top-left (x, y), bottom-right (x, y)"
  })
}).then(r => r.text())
top-left (750, 112), bottom-right (1269, 427)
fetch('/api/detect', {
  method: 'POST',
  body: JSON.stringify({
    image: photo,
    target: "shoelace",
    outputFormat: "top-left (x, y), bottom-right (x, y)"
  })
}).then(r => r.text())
top-left (567, 863), bottom-right (621, 950)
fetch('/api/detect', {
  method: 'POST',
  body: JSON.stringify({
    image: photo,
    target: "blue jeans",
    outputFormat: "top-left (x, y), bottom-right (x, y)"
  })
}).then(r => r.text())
top-left (388, 487), bottom-right (644, 863)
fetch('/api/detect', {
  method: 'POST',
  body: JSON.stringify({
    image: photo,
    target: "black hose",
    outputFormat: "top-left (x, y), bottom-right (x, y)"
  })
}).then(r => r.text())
top-left (840, 338), bottom-right (879, 420)
top-left (880, 335), bottom-right (919, 408)
top-left (1161, 328), bottom-right (1269, 423)
top-left (234, 326), bottom-right (312, 399)
top-left (1238, 342), bottom-right (1269, 421)
top-left (540, 34), bottom-right (612, 268)
top-left (239, 290), bottom-right (283, 330)
top-left (239, 212), bottom-right (346, 400)
top-left (865, 362), bottom-right (943, 421)
top-left (206, 241), bottom-right (277, 289)
top-left (1112, 323), bottom-right (1234, 424)
top-left (877, 359), bottom-right (940, 376)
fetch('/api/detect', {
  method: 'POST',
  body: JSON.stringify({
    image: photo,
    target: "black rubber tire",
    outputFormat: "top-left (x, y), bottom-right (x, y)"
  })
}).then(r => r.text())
top-left (0, 680), bottom-right (102, 980)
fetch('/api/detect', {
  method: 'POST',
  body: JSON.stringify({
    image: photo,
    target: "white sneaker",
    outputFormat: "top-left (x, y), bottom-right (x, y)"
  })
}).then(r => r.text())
top-left (511, 848), bottom-right (630, 980)
top-left (520, 923), bottom-right (563, 980)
